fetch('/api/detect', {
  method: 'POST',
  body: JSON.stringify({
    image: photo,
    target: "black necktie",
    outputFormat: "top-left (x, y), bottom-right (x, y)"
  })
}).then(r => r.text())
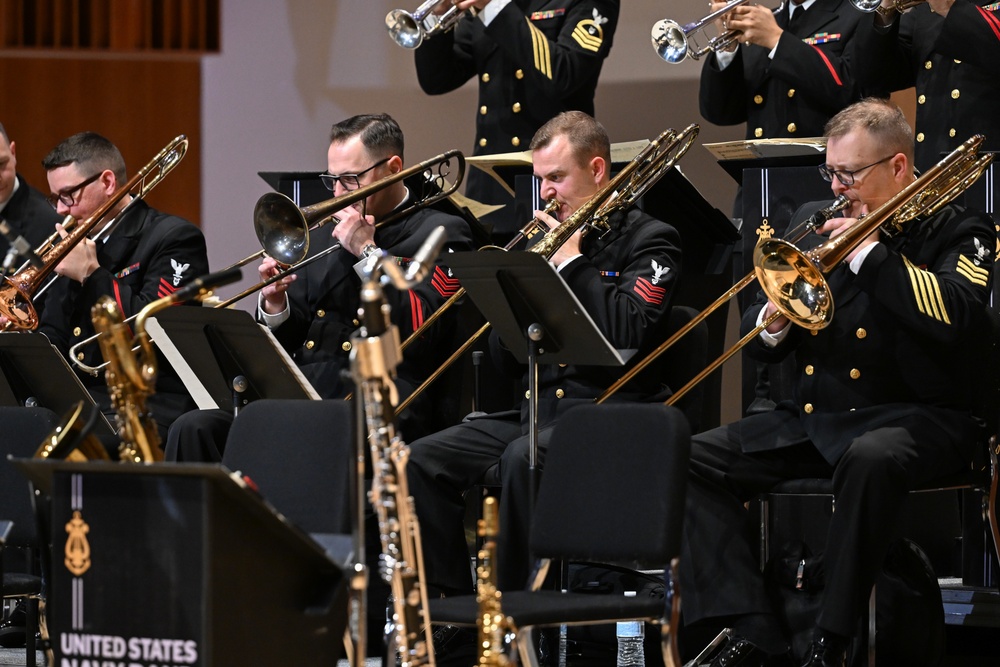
top-left (787, 4), bottom-right (808, 34)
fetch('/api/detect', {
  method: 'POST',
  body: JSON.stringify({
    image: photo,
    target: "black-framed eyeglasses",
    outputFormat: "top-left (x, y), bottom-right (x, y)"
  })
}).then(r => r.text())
top-left (47, 172), bottom-right (102, 208)
top-left (818, 155), bottom-right (895, 186)
top-left (319, 157), bottom-right (390, 192)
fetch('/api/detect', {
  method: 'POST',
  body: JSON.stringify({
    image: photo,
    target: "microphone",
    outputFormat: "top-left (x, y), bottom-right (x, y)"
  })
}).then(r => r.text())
top-left (404, 225), bottom-right (447, 284)
top-left (0, 217), bottom-right (43, 272)
top-left (171, 266), bottom-right (244, 303)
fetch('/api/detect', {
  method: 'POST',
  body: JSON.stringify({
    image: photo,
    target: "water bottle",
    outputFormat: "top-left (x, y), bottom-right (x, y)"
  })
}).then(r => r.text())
top-left (616, 591), bottom-right (645, 667)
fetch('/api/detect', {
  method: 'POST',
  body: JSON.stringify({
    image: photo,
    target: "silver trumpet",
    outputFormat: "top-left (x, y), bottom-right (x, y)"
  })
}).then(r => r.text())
top-left (386, 0), bottom-right (466, 49)
top-left (651, 0), bottom-right (785, 64)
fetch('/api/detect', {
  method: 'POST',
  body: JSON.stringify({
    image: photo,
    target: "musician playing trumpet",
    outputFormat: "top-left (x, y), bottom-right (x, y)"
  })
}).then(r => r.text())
top-left (679, 99), bottom-right (995, 667)
top-left (405, 111), bottom-right (683, 659)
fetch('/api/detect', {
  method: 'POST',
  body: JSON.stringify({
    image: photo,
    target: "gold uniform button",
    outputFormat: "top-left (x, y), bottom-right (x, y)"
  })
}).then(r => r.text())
top-left (480, 105), bottom-right (487, 115)
top-left (951, 89), bottom-right (960, 99)
top-left (559, 363), bottom-right (567, 368)
top-left (512, 102), bottom-right (521, 113)
top-left (754, 127), bottom-right (764, 138)
top-left (924, 60), bottom-right (933, 70)
top-left (525, 390), bottom-right (531, 399)
top-left (949, 128), bottom-right (957, 137)
top-left (754, 94), bottom-right (764, 105)
top-left (479, 138), bottom-right (488, 147)
top-left (787, 122), bottom-right (797, 133)
top-left (917, 94), bottom-right (926, 104)
top-left (804, 403), bottom-right (814, 414)
top-left (511, 137), bottom-right (520, 147)
top-left (555, 389), bottom-right (565, 399)
top-left (787, 88), bottom-right (795, 98)
top-left (76, 352), bottom-right (84, 361)
top-left (482, 72), bottom-right (490, 82)
top-left (954, 59), bottom-right (961, 64)
top-left (916, 132), bottom-right (925, 142)
top-left (810, 330), bottom-right (818, 336)
top-left (353, 318), bottom-right (360, 326)
top-left (72, 327), bottom-right (82, 337)
top-left (341, 341), bottom-right (352, 352)
top-left (804, 364), bottom-right (814, 376)
top-left (316, 309), bottom-right (325, 318)
top-left (850, 368), bottom-right (861, 380)
top-left (515, 69), bottom-right (524, 79)
top-left (856, 328), bottom-right (867, 339)
top-left (305, 340), bottom-right (315, 350)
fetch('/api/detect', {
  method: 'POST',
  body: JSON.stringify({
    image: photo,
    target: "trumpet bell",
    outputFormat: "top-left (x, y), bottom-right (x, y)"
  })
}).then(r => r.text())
top-left (651, 19), bottom-right (690, 63)
top-left (0, 275), bottom-right (38, 330)
top-left (253, 192), bottom-right (310, 266)
top-left (753, 238), bottom-right (833, 330)
top-left (386, 8), bottom-right (425, 49)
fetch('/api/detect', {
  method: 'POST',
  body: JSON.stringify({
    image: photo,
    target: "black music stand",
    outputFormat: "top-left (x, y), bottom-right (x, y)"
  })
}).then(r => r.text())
top-left (146, 307), bottom-right (319, 413)
top-left (446, 251), bottom-right (627, 508)
top-left (13, 459), bottom-right (347, 665)
top-left (0, 332), bottom-right (114, 436)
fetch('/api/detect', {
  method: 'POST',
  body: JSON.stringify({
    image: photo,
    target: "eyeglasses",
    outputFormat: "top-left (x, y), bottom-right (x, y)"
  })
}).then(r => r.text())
top-left (818, 155), bottom-right (895, 186)
top-left (47, 172), bottom-right (102, 208)
top-left (319, 157), bottom-right (390, 192)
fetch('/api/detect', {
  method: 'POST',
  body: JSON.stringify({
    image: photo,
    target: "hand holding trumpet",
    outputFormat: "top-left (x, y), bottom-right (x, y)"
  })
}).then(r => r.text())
top-left (432, 0), bottom-right (488, 14)
top-left (710, 0), bottom-right (784, 51)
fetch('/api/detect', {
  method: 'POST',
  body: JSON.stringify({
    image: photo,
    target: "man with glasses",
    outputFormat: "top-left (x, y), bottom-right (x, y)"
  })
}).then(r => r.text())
top-left (36, 131), bottom-right (208, 444)
top-left (165, 113), bottom-right (474, 462)
top-left (680, 98), bottom-right (994, 667)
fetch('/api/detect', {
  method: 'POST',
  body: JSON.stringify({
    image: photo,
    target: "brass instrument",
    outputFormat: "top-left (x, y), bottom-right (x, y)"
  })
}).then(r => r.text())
top-left (602, 135), bottom-right (993, 407)
top-left (652, 0), bottom-right (786, 63)
top-left (476, 496), bottom-right (510, 667)
top-left (386, 0), bottom-right (466, 49)
top-left (394, 124), bottom-right (701, 417)
top-left (354, 230), bottom-right (447, 667)
top-left (34, 400), bottom-right (112, 461)
top-left (0, 135), bottom-right (188, 331)
top-left (67, 151), bottom-right (465, 376)
top-left (851, 0), bottom-right (924, 12)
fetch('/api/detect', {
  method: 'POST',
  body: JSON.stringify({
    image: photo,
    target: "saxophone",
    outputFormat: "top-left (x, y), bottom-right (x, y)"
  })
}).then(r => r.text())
top-left (476, 496), bottom-right (510, 666)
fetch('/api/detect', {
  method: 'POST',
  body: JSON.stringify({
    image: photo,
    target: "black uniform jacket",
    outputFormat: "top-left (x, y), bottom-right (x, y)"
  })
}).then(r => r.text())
top-left (852, 1), bottom-right (1000, 171)
top-left (700, 0), bottom-right (862, 140)
top-left (415, 0), bottom-right (619, 212)
top-left (740, 199), bottom-right (994, 464)
top-left (268, 205), bottom-right (474, 401)
top-left (0, 174), bottom-right (63, 257)
top-left (487, 206), bottom-right (683, 429)
top-left (39, 199), bottom-right (209, 426)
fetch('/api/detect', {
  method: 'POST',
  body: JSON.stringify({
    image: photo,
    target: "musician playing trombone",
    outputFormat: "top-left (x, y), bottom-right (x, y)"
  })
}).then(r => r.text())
top-left (37, 132), bottom-right (209, 447)
top-left (164, 113), bottom-right (474, 461)
top-left (404, 111), bottom-right (683, 658)
top-left (679, 99), bottom-right (995, 667)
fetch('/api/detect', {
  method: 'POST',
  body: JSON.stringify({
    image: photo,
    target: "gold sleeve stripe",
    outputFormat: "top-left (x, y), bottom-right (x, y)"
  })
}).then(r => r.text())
top-left (572, 24), bottom-right (603, 52)
top-left (527, 20), bottom-right (552, 78)
top-left (904, 256), bottom-right (951, 324)
top-left (957, 255), bottom-right (990, 286)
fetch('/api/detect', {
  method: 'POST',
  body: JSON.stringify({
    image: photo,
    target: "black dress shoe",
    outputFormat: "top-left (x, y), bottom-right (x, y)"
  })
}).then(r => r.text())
top-left (0, 601), bottom-right (26, 649)
top-left (709, 634), bottom-right (770, 667)
top-left (799, 636), bottom-right (846, 667)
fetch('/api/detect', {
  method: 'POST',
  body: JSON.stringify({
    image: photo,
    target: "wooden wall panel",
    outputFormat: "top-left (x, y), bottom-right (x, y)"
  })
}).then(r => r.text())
top-left (0, 56), bottom-right (202, 226)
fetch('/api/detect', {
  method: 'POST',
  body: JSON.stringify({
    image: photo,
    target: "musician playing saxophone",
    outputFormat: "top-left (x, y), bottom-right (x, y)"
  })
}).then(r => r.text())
top-left (38, 132), bottom-right (208, 448)
top-left (405, 111), bottom-right (683, 659)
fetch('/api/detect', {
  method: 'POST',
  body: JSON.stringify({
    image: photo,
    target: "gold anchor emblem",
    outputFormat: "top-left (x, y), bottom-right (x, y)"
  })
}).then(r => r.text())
top-left (64, 510), bottom-right (91, 577)
top-left (756, 219), bottom-right (774, 241)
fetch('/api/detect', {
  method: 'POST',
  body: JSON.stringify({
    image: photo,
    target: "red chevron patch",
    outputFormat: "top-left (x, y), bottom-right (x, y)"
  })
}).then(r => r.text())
top-left (157, 277), bottom-right (178, 299)
top-left (431, 266), bottom-right (461, 297)
top-left (634, 276), bottom-right (666, 305)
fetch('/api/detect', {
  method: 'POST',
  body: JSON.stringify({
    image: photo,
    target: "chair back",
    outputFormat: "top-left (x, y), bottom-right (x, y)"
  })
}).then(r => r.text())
top-left (529, 403), bottom-right (690, 568)
top-left (0, 407), bottom-right (60, 546)
top-left (221, 399), bottom-right (354, 535)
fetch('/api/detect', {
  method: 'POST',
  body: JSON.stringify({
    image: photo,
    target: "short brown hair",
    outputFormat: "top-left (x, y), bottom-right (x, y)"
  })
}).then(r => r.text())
top-left (530, 111), bottom-right (611, 167)
top-left (42, 132), bottom-right (128, 182)
top-left (824, 98), bottom-right (913, 163)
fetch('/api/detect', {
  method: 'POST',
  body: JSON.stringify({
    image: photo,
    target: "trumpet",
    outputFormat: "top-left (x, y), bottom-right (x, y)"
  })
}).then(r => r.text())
top-left (651, 0), bottom-right (785, 63)
top-left (386, 0), bottom-right (466, 49)
top-left (851, 0), bottom-right (924, 11)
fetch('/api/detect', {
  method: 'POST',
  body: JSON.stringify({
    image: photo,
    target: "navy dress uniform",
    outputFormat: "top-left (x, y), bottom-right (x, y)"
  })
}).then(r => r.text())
top-left (700, 0), bottom-right (862, 140)
top-left (852, 1), bottom-right (1000, 171)
top-left (414, 0), bottom-right (620, 228)
top-left (0, 174), bottom-right (63, 259)
top-left (680, 198), bottom-right (995, 642)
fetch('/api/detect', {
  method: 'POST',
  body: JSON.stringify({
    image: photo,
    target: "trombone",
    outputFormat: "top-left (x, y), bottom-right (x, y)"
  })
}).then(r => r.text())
top-left (0, 135), bottom-right (188, 331)
top-left (651, 0), bottom-right (785, 63)
top-left (386, 0), bottom-right (466, 49)
top-left (393, 124), bottom-right (701, 417)
top-left (68, 149), bottom-right (466, 376)
top-left (598, 135), bottom-right (994, 407)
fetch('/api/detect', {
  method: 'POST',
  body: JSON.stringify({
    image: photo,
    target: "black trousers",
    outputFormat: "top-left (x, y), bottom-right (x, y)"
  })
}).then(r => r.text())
top-left (406, 411), bottom-right (554, 593)
top-left (680, 411), bottom-right (974, 638)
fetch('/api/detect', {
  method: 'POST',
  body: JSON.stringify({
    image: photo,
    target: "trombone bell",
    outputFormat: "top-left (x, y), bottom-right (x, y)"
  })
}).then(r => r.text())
top-left (253, 192), bottom-right (311, 267)
top-left (753, 239), bottom-right (832, 330)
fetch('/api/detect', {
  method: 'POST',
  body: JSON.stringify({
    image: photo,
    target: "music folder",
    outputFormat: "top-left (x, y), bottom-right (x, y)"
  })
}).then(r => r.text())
top-left (0, 332), bottom-right (114, 436)
top-left (146, 307), bottom-right (319, 411)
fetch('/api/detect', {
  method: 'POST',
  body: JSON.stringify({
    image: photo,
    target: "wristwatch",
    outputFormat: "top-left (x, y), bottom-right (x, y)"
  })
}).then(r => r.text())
top-left (360, 243), bottom-right (380, 259)
top-left (874, 4), bottom-right (896, 18)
